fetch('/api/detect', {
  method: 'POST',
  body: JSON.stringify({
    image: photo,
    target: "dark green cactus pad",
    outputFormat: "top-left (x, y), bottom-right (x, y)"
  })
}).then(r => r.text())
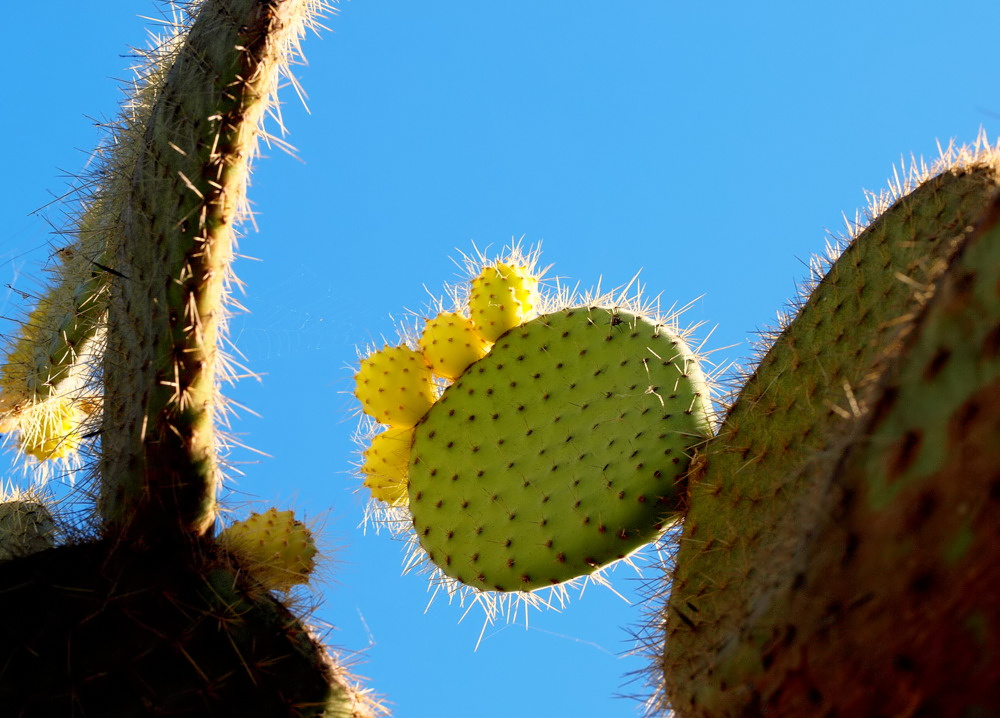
top-left (660, 157), bottom-right (1000, 716)
top-left (0, 498), bottom-right (55, 561)
top-left (746, 189), bottom-right (1000, 718)
top-left (408, 306), bottom-right (712, 592)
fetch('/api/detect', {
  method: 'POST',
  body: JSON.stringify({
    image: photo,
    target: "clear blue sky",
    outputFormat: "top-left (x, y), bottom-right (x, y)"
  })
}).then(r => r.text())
top-left (2, 2), bottom-right (999, 716)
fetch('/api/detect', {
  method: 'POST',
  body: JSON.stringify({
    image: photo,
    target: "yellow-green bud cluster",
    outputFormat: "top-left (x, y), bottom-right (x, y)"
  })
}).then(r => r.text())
top-left (354, 260), bottom-right (541, 505)
top-left (218, 508), bottom-right (318, 591)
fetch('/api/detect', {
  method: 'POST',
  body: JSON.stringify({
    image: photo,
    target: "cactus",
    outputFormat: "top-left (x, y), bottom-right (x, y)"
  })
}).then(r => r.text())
top-left (0, 1), bottom-right (384, 715)
top-left (0, 487), bottom-right (56, 561)
top-left (353, 254), bottom-right (714, 602)
top-left (354, 345), bottom-right (437, 428)
top-left (218, 508), bottom-right (319, 592)
top-left (653, 143), bottom-right (1000, 716)
top-left (467, 263), bottom-right (540, 341)
top-left (7, 3), bottom-right (998, 714)
top-left (418, 312), bottom-right (490, 380)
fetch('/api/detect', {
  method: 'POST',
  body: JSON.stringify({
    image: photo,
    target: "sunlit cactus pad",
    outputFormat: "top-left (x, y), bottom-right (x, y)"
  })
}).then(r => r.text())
top-left (218, 508), bottom-right (318, 592)
top-left (352, 249), bottom-right (714, 598)
top-left (408, 306), bottom-right (712, 591)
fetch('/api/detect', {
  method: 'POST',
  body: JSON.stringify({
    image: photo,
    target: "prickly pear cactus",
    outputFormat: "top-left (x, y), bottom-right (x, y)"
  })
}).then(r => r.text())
top-left (656, 143), bottom-right (1000, 716)
top-left (354, 251), bottom-right (713, 601)
top-left (0, 2), bottom-right (384, 715)
top-left (219, 508), bottom-right (319, 592)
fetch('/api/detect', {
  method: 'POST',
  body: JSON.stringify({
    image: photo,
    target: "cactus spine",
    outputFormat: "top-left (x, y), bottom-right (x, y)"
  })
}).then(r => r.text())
top-left (656, 144), bottom-right (1000, 716)
top-left (0, 2), bottom-right (384, 715)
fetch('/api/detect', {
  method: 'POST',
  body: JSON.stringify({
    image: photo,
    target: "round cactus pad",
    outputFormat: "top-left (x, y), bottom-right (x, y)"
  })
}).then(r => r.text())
top-left (408, 307), bottom-right (712, 592)
top-left (218, 508), bottom-right (318, 591)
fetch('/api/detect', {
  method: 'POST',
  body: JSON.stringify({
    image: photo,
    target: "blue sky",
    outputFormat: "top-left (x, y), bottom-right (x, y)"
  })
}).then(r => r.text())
top-left (3, 2), bottom-right (999, 715)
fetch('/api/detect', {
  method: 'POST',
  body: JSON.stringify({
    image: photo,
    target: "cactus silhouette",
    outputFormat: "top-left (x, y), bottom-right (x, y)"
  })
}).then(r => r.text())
top-left (0, 1), bottom-right (382, 715)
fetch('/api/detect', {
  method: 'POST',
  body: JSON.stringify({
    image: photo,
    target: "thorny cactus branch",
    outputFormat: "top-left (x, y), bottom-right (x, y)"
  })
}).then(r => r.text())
top-left (101, 0), bottom-right (323, 538)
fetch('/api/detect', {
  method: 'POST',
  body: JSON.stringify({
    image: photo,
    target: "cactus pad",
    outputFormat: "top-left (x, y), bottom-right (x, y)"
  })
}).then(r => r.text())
top-left (408, 306), bottom-right (712, 591)
top-left (218, 508), bottom-right (318, 591)
top-left (658, 149), bottom-right (1000, 715)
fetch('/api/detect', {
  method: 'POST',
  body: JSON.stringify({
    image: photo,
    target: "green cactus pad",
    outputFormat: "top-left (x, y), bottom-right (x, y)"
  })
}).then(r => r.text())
top-left (660, 153), bottom-right (1000, 715)
top-left (218, 508), bottom-right (318, 592)
top-left (408, 306), bottom-right (712, 592)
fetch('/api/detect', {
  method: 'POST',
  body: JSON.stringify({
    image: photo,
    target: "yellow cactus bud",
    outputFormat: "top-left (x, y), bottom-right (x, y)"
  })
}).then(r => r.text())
top-left (218, 508), bottom-right (318, 591)
top-left (502, 263), bottom-right (539, 314)
top-left (361, 426), bottom-right (414, 506)
top-left (18, 399), bottom-right (83, 461)
top-left (354, 345), bottom-right (435, 428)
top-left (363, 476), bottom-right (409, 506)
top-left (468, 263), bottom-right (539, 342)
top-left (418, 312), bottom-right (491, 380)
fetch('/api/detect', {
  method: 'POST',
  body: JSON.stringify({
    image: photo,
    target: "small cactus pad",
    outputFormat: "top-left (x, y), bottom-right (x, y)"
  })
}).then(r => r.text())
top-left (0, 498), bottom-right (55, 561)
top-left (18, 399), bottom-right (83, 461)
top-left (419, 312), bottom-right (491, 380)
top-left (468, 263), bottom-right (539, 342)
top-left (218, 508), bottom-right (318, 591)
top-left (354, 345), bottom-right (435, 428)
top-left (361, 426), bottom-right (415, 505)
top-left (408, 306), bottom-right (712, 591)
